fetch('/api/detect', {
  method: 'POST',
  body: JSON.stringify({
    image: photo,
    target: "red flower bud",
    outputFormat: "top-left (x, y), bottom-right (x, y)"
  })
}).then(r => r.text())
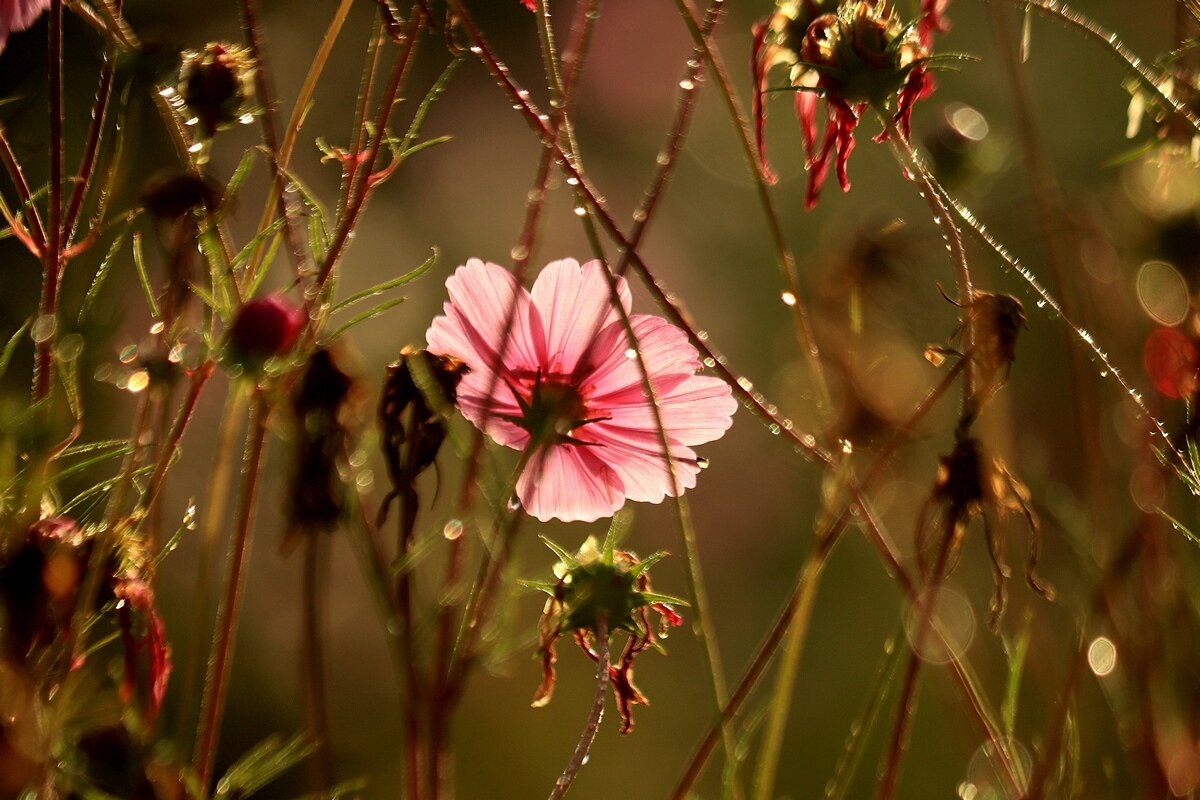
top-left (225, 295), bottom-right (304, 369)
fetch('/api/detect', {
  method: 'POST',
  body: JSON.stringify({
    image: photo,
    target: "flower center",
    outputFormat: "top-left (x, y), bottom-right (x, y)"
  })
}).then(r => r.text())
top-left (507, 373), bottom-right (604, 447)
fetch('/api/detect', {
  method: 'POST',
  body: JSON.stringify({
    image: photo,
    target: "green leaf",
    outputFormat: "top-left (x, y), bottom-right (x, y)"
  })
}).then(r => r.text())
top-left (1001, 612), bottom-right (1033, 737)
top-left (331, 249), bottom-right (437, 312)
top-left (78, 228), bottom-right (129, 325)
top-left (538, 535), bottom-right (577, 567)
top-left (224, 149), bottom-right (257, 211)
top-left (196, 226), bottom-right (238, 322)
top-left (0, 319), bottom-right (31, 384)
top-left (132, 232), bottom-right (160, 319)
top-left (602, 508), bottom-right (634, 562)
top-left (326, 296), bottom-right (406, 342)
top-left (230, 217), bottom-right (287, 271)
top-left (214, 733), bottom-right (314, 800)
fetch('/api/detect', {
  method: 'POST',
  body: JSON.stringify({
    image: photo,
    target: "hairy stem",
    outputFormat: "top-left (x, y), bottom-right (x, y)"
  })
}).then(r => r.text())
top-left (547, 617), bottom-right (609, 800)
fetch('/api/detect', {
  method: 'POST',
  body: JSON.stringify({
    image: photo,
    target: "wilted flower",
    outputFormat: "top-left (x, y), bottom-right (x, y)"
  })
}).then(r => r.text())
top-left (426, 258), bottom-right (736, 523)
top-left (0, 0), bottom-right (50, 55)
top-left (284, 347), bottom-right (365, 551)
top-left (528, 535), bottom-right (683, 734)
top-left (916, 435), bottom-right (1052, 629)
top-left (179, 43), bottom-right (256, 139)
top-left (377, 347), bottom-right (468, 526)
top-left (928, 288), bottom-right (1026, 408)
top-left (752, 0), bottom-right (942, 208)
top-left (224, 294), bottom-right (304, 371)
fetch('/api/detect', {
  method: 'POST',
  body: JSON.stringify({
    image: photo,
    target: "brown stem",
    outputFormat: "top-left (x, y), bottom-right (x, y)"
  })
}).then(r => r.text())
top-left (64, 47), bottom-right (115, 244)
top-left (237, 0), bottom-right (307, 281)
top-left (193, 391), bottom-right (270, 789)
top-left (547, 617), bottom-right (609, 800)
top-left (315, 10), bottom-right (425, 292)
top-left (875, 522), bottom-right (959, 800)
top-left (0, 126), bottom-right (47, 249)
top-left (36, 0), bottom-right (65, 403)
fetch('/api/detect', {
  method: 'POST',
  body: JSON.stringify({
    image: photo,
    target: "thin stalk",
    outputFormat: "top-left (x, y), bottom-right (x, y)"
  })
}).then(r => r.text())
top-left (135, 362), bottom-right (215, 540)
top-left (244, 0), bottom-right (355, 287)
top-left (997, 0), bottom-right (1200, 135)
top-left (315, 10), bottom-right (425, 292)
top-left (875, 525), bottom-right (959, 800)
top-left (547, 617), bottom-right (609, 800)
top-left (179, 381), bottom-right (249, 750)
top-left (193, 390), bottom-right (270, 789)
top-left (237, 0), bottom-right (306, 277)
top-left (533, 3), bottom-right (738, 781)
top-left (671, 0), bottom-right (830, 416)
top-left (751, 553), bottom-right (827, 800)
top-left (0, 126), bottom-right (47, 248)
top-left (881, 113), bottom-right (976, 416)
top-left (64, 45), bottom-right (116, 244)
top-left (613, 0), bottom-right (722, 279)
top-left (983, 0), bottom-right (1114, 548)
top-left (36, 0), bottom-right (65, 403)
top-left (302, 534), bottom-right (335, 793)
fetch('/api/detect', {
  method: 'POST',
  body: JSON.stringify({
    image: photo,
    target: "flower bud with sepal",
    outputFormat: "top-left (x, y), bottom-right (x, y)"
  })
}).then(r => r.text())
top-left (527, 534), bottom-right (684, 734)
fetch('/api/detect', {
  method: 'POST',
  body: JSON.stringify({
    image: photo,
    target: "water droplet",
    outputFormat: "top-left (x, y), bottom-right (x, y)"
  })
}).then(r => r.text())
top-left (56, 334), bottom-right (83, 362)
top-left (624, 348), bottom-right (637, 360)
top-left (30, 314), bottom-right (57, 343)
top-left (238, 113), bottom-right (254, 125)
top-left (443, 519), bottom-right (464, 540)
top-left (696, 457), bottom-right (710, 470)
top-left (781, 291), bottom-right (797, 307)
top-left (187, 142), bottom-right (204, 154)
top-left (736, 377), bottom-right (754, 392)
top-left (149, 321), bottom-right (165, 335)
top-left (118, 344), bottom-right (138, 364)
top-left (1088, 636), bottom-right (1117, 676)
top-left (679, 79), bottom-right (695, 90)
top-left (573, 206), bottom-right (587, 217)
top-left (356, 469), bottom-right (374, 488)
top-left (126, 370), bottom-right (150, 394)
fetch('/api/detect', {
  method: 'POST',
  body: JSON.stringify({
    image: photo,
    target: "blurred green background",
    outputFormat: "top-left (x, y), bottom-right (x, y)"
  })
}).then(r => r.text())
top-left (1, 0), bottom-right (1195, 797)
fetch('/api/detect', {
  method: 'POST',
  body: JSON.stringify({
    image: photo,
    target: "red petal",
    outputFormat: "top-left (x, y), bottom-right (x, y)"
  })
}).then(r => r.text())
top-left (521, 0), bottom-right (536, 10)
top-left (1144, 327), bottom-right (1199, 400)
top-left (751, 18), bottom-right (779, 185)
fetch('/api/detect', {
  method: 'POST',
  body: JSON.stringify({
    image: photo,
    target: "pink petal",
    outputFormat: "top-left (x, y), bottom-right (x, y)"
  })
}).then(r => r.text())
top-left (454, 369), bottom-right (532, 450)
top-left (426, 258), bottom-right (544, 376)
top-left (599, 373), bottom-right (737, 446)
top-left (586, 315), bottom-right (700, 399)
top-left (581, 424), bottom-right (700, 504)
top-left (530, 259), bottom-right (630, 376)
top-left (517, 445), bottom-right (625, 523)
top-left (0, 0), bottom-right (48, 53)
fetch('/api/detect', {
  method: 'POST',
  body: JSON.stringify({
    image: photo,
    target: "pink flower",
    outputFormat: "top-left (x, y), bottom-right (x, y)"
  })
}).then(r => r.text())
top-left (0, 0), bottom-right (49, 54)
top-left (426, 258), bottom-right (736, 523)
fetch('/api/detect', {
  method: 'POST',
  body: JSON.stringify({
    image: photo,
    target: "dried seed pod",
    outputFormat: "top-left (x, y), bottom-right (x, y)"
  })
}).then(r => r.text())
top-left (178, 43), bottom-right (256, 139)
top-left (916, 435), bottom-right (1053, 631)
